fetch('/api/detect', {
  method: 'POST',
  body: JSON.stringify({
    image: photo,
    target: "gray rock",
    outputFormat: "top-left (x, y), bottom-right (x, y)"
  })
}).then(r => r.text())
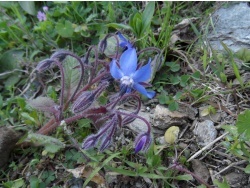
top-left (225, 171), bottom-right (249, 187)
top-left (191, 159), bottom-right (210, 183)
top-left (126, 111), bottom-right (151, 133)
top-left (155, 136), bottom-right (166, 145)
top-left (207, 2), bottom-right (250, 52)
top-left (0, 126), bottom-right (22, 168)
top-left (152, 104), bottom-right (188, 130)
top-left (193, 120), bottom-right (217, 146)
top-left (178, 103), bottom-right (198, 120)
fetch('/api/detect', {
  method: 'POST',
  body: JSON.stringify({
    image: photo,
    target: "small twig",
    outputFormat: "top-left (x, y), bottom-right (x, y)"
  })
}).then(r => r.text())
top-left (213, 160), bottom-right (247, 177)
top-left (187, 132), bottom-right (228, 162)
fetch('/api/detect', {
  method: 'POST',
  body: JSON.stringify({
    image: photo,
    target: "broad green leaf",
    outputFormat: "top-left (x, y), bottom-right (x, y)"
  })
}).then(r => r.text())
top-left (0, 49), bottom-right (24, 76)
top-left (222, 125), bottom-right (238, 136)
top-left (236, 109), bottom-right (250, 139)
top-left (63, 56), bottom-right (82, 101)
top-left (4, 74), bottom-right (20, 88)
top-left (27, 97), bottom-right (57, 113)
top-left (27, 132), bottom-right (65, 154)
top-left (55, 21), bottom-right (74, 38)
top-left (141, 2), bottom-right (155, 35)
top-left (0, 2), bottom-right (14, 8)
top-left (19, 1), bottom-right (36, 16)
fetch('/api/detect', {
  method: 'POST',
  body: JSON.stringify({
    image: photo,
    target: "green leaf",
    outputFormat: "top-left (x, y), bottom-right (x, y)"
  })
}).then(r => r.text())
top-left (213, 178), bottom-right (230, 188)
top-left (98, 95), bottom-right (108, 105)
top-left (166, 62), bottom-right (180, 72)
top-left (55, 21), bottom-right (74, 38)
top-left (221, 41), bottom-right (243, 86)
top-left (236, 48), bottom-right (250, 62)
top-left (236, 110), bottom-right (250, 139)
top-left (19, 1), bottom-right (36, 16)
top-left (21, 112), bottom-right (37, 124)
top-left (27, 133), bottom-right (65, 154)
top-left (83, 152), bottom-right (120, 187)
top-left (191, 71), bottom-right (201, 80)
top-left (158, 94), bottom-right (169, 105)
top-left (168, 101), bottom-right (179, 111)
top-left (135, 15), bottom-right (143, 37)
top-left (63, 56), bottom-right (82, 101)
top-left (180, 75), bottom-right (190, 87)
top-left (0, 49), bottom-right (24, 75)
top-left (174, 92), bottom-right (182, 100)
top-left (141, 2), bottom-right (155, 35)
top-left (174, 174), bottom-right (193, 181)
top-left (106, 23), bottom-right (132, 30)
top-left (77, 118), bottom-right (92, 128)
top-left (4, 74), bottom-right (20, 88)
top-left (27, 97), bottom-right (57, 113)
top-left (169, 75), bottom-right (180, 85)
top-left (0, 2), bottom-right (14, 8)
top-left (244, 164), bottom-right (250, 174)
top-left (106, 166), bottom-right (137, 176)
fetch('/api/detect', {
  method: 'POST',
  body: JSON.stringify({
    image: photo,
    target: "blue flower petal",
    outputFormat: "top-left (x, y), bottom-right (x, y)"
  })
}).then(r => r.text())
top-left (133, 83), bottom-right (156, 99)
top-left (118, 32), bottom-right (132, 49)
top-left (132, 58), bottom-right (151, 82)
top-left (120, 48), bottom-right (137, 76)
top-left (110, 59), bottom-right (123, 79)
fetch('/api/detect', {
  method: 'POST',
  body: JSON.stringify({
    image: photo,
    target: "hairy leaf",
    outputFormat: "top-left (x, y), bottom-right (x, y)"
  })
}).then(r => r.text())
top-left (63, 56), bottom-right (82, 101)
top-left (19, 1), bottom-right (36, 16)
top-left (28, 132), bottom-right (65, 154)
top-left (27, 97), bottom-right (57, 113)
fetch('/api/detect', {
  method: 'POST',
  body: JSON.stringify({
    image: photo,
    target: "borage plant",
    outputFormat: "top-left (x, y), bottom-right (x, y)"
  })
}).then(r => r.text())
top-left (29, 32), bottom-right (161, 153)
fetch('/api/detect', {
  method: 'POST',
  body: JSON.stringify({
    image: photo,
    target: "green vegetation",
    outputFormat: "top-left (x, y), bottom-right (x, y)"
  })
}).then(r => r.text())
top-left (1, 1), bottom-right (250, 187)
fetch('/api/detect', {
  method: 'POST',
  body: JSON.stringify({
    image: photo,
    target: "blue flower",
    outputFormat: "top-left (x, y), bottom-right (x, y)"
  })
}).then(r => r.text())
top-left (118, 32), bottom-right (133, 49)
top-left (110, 48), bottom-right (155, 99)
top-left (134, 133), bottom-right (152, 153)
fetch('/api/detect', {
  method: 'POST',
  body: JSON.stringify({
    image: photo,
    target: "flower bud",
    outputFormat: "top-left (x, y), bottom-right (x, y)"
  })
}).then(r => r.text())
top-left (134, 133), bottom-right (152, 153)
top-left (82, 134), bottom-right (97, 150)
top-left (50, 50), bottom-right (69, 62)
top-left (71, 91), bottom-right (94, 113)
top-left (36, 59), bottom-right (54, 72)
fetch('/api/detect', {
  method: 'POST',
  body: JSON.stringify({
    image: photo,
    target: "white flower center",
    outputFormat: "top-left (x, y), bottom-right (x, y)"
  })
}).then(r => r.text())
top-left (121, 76), bottom-right (134, 86)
